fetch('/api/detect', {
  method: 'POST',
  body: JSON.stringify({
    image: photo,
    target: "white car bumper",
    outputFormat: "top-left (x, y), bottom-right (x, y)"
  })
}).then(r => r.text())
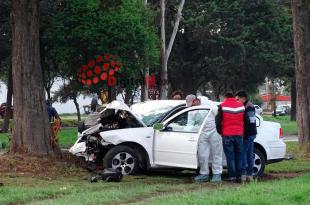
top-left (267, 139), bottom-right (286, 163)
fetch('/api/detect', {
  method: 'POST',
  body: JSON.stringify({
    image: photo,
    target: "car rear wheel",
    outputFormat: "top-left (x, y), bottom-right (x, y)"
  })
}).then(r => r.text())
top-left (103, 145), bottom-right (140, 175)
top-left (253, 148), bottom-right (266, 176)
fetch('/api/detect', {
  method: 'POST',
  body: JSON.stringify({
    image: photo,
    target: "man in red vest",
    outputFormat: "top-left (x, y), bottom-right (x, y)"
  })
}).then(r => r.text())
top-left (216, 92), bottom-right (245, 183)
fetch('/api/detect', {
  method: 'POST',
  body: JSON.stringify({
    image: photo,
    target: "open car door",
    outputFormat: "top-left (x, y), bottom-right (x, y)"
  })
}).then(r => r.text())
top-left (153, 108), bottom-right (210, 169)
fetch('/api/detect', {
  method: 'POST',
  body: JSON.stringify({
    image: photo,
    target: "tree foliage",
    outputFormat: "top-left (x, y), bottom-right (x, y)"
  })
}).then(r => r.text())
top-left (44, 0), bottom-right (160, 96)
top-left (169, 0), bottom-right (293, 98)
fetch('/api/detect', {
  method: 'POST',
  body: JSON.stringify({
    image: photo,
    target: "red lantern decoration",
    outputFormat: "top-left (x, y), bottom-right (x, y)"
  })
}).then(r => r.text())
top-left (108, 75), bottom-right (116, 86)
top-left (88, 60), bottom-right (95, 67)
top-left (109, 69), bottom-right (114, 76)
top-left (96, 55), bottom-right (103, 62)
top-left (82, 73), bottom-right (86, 79)
top-left (87, 70), bottom-right (93, 77)
top-left (105, 53), bottom-right (110, 60)
top-left (100, 72), bottom-right (107, 81)
top-left (94, 66), bottom-right (101, 75)
top-left (93, 77), bottom-right (99, 84)
top-left (86, 79), bottom-right (92, 85)
top-left (103, 63), bottom-right (109, 71)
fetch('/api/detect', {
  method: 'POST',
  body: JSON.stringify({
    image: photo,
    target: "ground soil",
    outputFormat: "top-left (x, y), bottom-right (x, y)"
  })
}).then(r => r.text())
top-left (0, 152), bottom-right (308, 181)
top-left (0, 152), bottom-right (87, 178)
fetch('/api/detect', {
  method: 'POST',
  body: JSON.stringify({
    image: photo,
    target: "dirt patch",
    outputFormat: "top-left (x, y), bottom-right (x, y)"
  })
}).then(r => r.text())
top-left (0, 152), bottom-right (87, 178)
top-left (258, 172), bottom-right (306, 182)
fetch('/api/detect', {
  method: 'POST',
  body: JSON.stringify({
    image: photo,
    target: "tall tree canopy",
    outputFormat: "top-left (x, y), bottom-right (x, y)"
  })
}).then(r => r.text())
top-left (44, 0), bottom-right (159, 101)
top-left (169, 0), bottom-right (293, 98)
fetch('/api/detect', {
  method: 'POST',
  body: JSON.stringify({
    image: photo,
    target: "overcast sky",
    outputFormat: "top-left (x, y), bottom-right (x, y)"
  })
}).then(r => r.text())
top-left (0, 80), bottom-right (92, 114)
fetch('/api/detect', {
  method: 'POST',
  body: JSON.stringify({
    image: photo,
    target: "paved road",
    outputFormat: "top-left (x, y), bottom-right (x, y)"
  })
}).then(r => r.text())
top-left (284, 135), bottom-right (298, 142)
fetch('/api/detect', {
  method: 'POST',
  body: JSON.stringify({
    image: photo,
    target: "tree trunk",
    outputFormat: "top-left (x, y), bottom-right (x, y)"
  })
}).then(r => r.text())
top-left (142, 0), bottom-right (149, 102)
top-left (73, 96), bottom-right (81, 122)
top-left (160, 0), bottom-right (185, 100)
top-left (142, 65), bottom-right (149, 102)
top-left (108, 86), bottom-right (116, 103)
top-left (124, 88), bottom-right (132, 105)
top-left (1, 65), bottom-right (13, 133)
top-left (290, 78), bottom-right (296, 121)
top-left (46, 86), bottom-right (51, 100)
top-left (160, 0), bottom-right (167, 99)
top-left (10, 0), bottom-right (57, 155)
top-left (291, 0), bottom-right (310, 145)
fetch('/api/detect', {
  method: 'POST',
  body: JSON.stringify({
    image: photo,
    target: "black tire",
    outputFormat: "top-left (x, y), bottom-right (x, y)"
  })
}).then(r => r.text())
top-left (254, 148), bottom-right (266, 177)
top-left (103, 145), bottom-right (140, 175)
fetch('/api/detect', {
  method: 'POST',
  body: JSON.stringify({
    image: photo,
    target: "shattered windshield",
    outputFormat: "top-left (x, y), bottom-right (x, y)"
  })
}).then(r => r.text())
top-left (131, 101), bottom-right (185, 126)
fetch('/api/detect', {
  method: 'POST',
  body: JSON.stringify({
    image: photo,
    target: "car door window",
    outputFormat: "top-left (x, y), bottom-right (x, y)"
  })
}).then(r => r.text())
top-left (166, 109), bottom-right (209, 133)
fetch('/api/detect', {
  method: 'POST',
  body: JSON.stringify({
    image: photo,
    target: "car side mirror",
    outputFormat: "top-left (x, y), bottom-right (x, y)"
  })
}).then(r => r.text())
top-left (153, 123), bottom-right (164, 130)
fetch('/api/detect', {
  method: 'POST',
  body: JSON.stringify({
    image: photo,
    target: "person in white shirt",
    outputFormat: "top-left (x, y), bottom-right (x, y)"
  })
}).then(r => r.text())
top-left (194, 96), bottom-right (223, 183)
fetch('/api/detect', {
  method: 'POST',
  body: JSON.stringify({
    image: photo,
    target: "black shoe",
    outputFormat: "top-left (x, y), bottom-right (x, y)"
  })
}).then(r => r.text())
top-left (224, 177), bottom-right (236, 182)
top-left (235, 178), bottom-right (242, 183)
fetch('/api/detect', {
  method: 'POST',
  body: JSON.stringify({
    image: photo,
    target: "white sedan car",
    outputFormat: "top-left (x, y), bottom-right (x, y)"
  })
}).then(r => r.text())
top-left (70, 100), bottom-right (286, 176)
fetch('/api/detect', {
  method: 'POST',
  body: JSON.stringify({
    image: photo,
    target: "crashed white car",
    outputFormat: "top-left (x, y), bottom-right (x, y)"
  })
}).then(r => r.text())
top-left (70, 100), bottom-right (286, 176)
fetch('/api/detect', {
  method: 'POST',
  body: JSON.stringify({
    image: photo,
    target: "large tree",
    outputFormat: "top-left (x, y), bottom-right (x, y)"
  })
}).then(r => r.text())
top-left (169, 0), bottom-right (293, 98)
top-left (10, 0), bottom-right (58, 154)
top-left (45, 0), bottom-right (159, 103)
top-left (160, 0), bottom-right (185, 99)
top-left (291, 0), bottom-right (310, 145)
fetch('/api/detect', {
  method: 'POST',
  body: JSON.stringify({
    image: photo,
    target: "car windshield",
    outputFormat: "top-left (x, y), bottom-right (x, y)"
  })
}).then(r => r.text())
top-left (131, 100), bottom-right (185, 126)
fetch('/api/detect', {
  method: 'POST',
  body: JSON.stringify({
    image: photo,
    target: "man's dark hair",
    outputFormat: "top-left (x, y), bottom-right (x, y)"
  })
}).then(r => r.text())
top-left (171, 90), bottom-right (184, 99)
top-left (236, 91), bottom-right (248, 99)
top-left (224, 92), bottom-right (234, 98)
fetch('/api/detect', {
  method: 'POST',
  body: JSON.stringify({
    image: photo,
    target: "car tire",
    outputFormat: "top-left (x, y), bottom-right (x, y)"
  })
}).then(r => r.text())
top-left (254, 148), bottom-right (266, 177)
top-left (103, 145), bottom-right (140, 175)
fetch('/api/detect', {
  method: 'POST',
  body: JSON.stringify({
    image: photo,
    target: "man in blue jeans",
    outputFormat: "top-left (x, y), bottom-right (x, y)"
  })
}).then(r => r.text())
top-left (236, 91), bottom-right (257, 182)
top-left (216, 93), bottom-right (245, 183)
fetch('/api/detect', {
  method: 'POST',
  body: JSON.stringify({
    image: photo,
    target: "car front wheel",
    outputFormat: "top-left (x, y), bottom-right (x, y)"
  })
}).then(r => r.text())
top-left (103, 145), bottom-right (140, 175)
top-left (253, 148), bottom-right (266, 176)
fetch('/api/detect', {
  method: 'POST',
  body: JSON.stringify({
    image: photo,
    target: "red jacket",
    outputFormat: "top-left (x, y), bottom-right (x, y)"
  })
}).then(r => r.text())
top-left (216, 98), bottom-right (245, 136)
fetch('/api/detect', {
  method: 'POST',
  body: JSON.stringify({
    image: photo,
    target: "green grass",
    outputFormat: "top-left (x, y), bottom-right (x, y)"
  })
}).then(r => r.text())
top-left (58, 128), bottom-right (78, 148)
top-left (1, 172), bottom-right (310, 205)
top-left (0, 142), bottom-right (309, 205)
top-left (0, 175), bottom-right (201, 205)
top-left (135, 174), bottom-right (310, 205)
top-left (0, 117), bottom-right (85, 128)
top-left (0, 127), bottom-right (77, 149)
top-left (262, 115), bottom-right (297, 135)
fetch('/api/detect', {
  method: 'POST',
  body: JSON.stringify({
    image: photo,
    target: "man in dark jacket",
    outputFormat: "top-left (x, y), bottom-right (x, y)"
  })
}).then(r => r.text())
top-left (46, 100), bottom-right (59, 122)
top-left (215, 92), bottom-right (245, 182)
top-left (236, 91), bottom-right (257, 182)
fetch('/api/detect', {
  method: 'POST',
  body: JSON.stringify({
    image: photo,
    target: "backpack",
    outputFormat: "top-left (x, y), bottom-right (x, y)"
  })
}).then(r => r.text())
top-left (89, 168), bottom-right (123, 183)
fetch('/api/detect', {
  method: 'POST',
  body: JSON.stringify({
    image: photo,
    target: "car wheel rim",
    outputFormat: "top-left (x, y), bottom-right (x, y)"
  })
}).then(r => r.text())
top-left (253, 153), bottom-right (262, 175)
top-left (111, 152), bottom-right (135, 175)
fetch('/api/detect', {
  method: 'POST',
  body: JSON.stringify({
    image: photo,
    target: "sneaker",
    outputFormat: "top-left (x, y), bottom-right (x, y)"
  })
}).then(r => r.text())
top-left (194, 174), bottom-right (209, 182)
top-left (210, 174), bottom-right (222, 183)
top-left (241, 175), bottom-right (247, 183)
top-left (246, 176), bottom-right (253, 182)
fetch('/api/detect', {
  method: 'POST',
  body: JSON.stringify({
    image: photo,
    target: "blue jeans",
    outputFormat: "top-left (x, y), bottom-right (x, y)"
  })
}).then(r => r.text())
top-left (242, 135), bottom-right (256, 176)
top-left (222, 136), bottom-right (243, 178)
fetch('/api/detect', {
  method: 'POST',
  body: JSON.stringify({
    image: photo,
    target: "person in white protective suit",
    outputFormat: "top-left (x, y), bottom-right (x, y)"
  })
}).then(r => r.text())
top-left (194, 96), bottom-right (223, 183)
